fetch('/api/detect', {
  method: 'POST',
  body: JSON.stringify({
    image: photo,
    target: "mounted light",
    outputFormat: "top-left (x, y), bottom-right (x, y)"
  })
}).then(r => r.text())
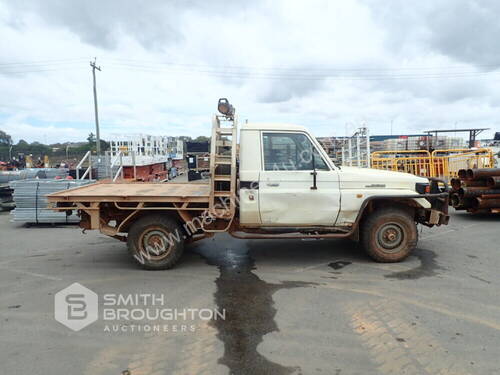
top-left (415, 182), bottom-right (430, 194)
top-left (217, 98), bottom-right (235, 118)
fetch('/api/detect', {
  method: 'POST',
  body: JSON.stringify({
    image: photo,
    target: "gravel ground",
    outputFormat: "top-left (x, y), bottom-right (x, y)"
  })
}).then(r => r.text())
top-left (0, 209), bottom-right (499, 375)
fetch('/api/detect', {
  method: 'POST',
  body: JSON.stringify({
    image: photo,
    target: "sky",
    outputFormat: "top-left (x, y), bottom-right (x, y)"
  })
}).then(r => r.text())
top-left (0, 0), bottom-right (499, 144)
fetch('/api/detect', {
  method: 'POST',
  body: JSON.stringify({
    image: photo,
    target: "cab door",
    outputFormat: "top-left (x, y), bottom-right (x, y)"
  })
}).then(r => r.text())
top-left (258, 132), bottom-right (340, 226)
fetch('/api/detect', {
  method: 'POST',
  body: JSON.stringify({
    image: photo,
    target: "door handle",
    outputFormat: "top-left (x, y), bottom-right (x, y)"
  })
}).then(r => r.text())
top-left (267, 182), bottom-right (280, 187)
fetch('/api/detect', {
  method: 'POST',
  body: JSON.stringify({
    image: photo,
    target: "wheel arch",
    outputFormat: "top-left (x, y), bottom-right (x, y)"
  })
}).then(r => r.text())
top-left (350, 197), bottom-right (423, 242)
top-left (117, 209), bottom-right (187, 234)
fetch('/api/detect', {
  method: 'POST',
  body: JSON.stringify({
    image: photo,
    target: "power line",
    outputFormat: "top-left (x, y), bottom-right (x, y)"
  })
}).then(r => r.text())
top-left (0, 58), bottom-right (87, 67)
top-left (1, 57), bottom-right (500, 81)
top-left (104, 57), bottom-right (500, 73)
top-left (0, 58), bottom-right (88, 75)
top-left (2, 56), bottom-right (498, 74)
top-left (105, 63), bottom-right (500, 81)
top-left (102, 59), bottom-right (500, 80)
top-left (0, 68), bottom-right (87, 74)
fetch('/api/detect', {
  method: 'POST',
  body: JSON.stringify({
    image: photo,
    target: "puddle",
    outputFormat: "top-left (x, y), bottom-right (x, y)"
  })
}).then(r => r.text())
top-left (384, 249), bottom-right (443, 280)
top-left (194, 240), bottom-right (315, 375)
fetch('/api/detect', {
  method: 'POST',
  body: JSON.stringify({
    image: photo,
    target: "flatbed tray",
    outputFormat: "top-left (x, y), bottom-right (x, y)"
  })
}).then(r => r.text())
top-left (47, 181), bottom-right (210, 203)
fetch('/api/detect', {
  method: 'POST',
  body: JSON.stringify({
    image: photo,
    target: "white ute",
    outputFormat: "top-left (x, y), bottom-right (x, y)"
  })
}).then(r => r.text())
top-left (48, 99), bottom-right (450, 269)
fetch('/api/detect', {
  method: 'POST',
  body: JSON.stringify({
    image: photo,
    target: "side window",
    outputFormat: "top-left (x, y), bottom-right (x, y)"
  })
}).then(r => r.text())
top-left (263, 133), bottom-right (329, 171)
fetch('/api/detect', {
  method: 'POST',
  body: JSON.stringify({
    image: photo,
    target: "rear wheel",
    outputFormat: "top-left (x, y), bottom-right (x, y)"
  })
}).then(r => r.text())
top-left (127, 214), bottom-right (184, 270)
top-left (361, 208), bottom-right (417, 262)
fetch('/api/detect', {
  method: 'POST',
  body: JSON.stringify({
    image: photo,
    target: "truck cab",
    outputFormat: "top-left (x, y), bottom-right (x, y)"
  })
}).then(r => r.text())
top-left (237, 122), bottom-right (444, 229)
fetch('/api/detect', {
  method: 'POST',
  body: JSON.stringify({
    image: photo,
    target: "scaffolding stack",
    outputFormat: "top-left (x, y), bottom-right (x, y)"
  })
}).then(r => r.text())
top-left (0, 168), bottom-right (68, 183)
top-left (429, 136), bottom-right (465, 150)
top-left (341, 127), bottom-right (371, 167)
top-left (10, 179), bottom-right (94, 224)
top-left (381, 136), bottom-right (465, 151)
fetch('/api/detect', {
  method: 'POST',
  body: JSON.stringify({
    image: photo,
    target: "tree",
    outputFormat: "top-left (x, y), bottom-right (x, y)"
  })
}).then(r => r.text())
top-left (193, 136), bottom-right (210, 143)
top-left (17, 139), bottom-right (28, 146)
top-left (0, 130), bottom-right (12, 145)
top-left (87, 132), bottom-right (96, 144)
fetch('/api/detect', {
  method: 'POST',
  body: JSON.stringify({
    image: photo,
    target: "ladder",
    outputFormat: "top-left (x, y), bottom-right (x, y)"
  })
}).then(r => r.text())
top-left (203, 113), bottom-right (238, 231)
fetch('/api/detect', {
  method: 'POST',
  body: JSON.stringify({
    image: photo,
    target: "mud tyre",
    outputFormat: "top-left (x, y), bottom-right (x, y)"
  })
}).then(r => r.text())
top-left (361, 208), bottom-right (417, 263)
top-left (127, 214), bottom-right (184, 270)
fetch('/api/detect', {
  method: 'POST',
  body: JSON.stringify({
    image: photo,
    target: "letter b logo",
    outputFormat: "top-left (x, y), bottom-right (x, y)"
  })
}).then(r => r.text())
top-left (66, 294), bottom-right (88, 320)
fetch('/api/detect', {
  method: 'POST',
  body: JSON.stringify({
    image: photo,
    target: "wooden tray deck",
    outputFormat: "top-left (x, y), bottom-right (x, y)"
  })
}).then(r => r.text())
top-left (47, 182), bottom-right (210, 203)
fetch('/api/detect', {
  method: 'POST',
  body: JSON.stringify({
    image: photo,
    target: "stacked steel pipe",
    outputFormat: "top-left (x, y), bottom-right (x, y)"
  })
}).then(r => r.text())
top-left (449, 168), bottom-right (500, 213)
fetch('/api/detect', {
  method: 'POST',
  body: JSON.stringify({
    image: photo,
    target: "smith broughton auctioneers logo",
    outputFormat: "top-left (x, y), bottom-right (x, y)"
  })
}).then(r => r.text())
top-left (54, 282), bottom-right (225, 332)
top-left (54, 282), bottom-right (99, 331)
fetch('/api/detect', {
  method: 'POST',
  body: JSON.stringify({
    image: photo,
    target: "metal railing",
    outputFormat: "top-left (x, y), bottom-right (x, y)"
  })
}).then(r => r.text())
top-left (371, 148), bottom-right (494, 181)
top-left (76, 151), bottom-right (92, 180)
top-left (431, 148), bottom-right (494, 179)
top-left (371, 150), bottom-right (433, 177)
top-left (109, 151), bottom-right (136, 182)
top-left (341, 127), bottom-right (371, 167)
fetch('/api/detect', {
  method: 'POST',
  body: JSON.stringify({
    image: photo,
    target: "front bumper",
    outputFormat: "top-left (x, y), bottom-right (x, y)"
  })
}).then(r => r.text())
top-left (419, 178), bottom-right (450, 225)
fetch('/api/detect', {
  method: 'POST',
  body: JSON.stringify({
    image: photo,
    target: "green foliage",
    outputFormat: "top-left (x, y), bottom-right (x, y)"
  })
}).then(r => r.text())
top-left (0, 130), bottom-right (12, 146)
top-left (193, 136), bottom-right (210, 143)
top-left (87, 132), bottom-right (96, 144)
top-left (0, 130), bottom-right (110, 162)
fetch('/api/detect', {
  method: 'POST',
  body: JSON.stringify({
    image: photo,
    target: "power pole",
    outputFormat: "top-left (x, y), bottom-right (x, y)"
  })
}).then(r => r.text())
top-left (90, 58), bottom-right (102, 155)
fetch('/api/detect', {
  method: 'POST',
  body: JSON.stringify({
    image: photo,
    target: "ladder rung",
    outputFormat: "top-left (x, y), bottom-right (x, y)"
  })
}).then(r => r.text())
top-left (214, 175), bottom-right (231, 181)
top-left (214, 191), bottom-right (232, 197)
top-left (215, 159), bottom-right (232, 165)
top-left (216, 128), bottom-right (233, 135)
top-left (216, 140), bottom-right (232, 147)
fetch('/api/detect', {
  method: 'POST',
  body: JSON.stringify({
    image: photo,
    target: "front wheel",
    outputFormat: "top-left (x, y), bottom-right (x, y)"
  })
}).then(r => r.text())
top-left (361, 208), bottom-right (417, 262)
top-left (127, 214), bottom-right (185, 270)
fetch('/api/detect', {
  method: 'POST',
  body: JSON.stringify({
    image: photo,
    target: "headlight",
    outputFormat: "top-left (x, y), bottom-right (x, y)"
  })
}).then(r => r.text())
top-left (415, 182), bottom-right (430, 194)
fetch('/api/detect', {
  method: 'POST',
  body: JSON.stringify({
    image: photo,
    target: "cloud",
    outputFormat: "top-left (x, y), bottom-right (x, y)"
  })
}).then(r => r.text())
top-left (366, 0), bottom-right (500, 68)
top-left (4, 0), bottom-right (183, 50)
top-left (1, 117), bottom-right (89, 143)
top-left (0, 0), bottom-right (499, 143)
top-left (3, 0), bottom-right (260, 50)
top-left (427, 1), bottom-right (500, 67)
top-left (256, 77), bottom-right (326, 103)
